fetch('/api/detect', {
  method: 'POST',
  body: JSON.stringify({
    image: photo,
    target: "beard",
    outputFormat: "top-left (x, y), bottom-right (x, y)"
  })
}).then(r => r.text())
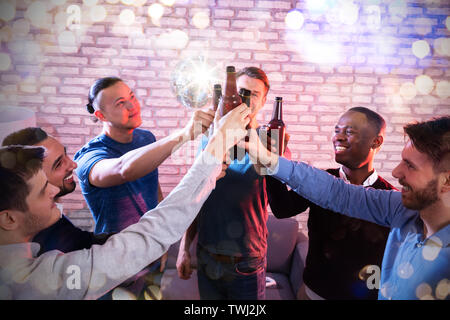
top-left (55, 181), bottom-right (76, 199)
top-left (400, 178), bottom-right (439, 211)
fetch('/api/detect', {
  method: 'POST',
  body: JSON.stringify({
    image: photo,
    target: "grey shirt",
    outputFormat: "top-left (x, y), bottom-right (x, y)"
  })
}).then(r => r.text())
top-left (0, 151), bottom-right (221, 300)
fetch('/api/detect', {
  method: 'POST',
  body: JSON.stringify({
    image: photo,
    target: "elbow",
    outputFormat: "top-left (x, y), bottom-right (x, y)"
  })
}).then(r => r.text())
top-left (118, 163), bottom-right (136, 182)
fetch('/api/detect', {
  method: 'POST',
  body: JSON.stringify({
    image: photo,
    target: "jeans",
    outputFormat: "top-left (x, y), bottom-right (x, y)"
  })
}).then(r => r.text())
top-left (196, 244), bottom-right (266, 300)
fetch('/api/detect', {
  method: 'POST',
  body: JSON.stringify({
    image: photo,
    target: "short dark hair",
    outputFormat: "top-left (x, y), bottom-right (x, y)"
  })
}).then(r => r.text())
top-left (86, 77), bottom-right (123, 122)
top-left (236, 67), bottom-right (270, 96)
top-left (2, 127), bottom-right (48, 146)
top-left (0, 145), bottom-right (45, 212)
top-left (404, 116), bottom-right (450, 172)
top-left (347, 106), bottom-right (386, 136)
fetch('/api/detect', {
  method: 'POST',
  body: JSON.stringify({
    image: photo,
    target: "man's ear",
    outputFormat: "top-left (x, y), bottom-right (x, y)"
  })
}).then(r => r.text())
top-left (94, 109), bottom-right (106, 122)
top-left (372, 135), bottom-right (384, 150)
top-left (0, 210), bottom-right (20, 231)
top-left (440, 171), bottom-right (450, 193)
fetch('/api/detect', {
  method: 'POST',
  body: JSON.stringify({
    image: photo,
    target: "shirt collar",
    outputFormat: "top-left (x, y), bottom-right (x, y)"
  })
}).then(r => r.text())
top-left (339, 167), bottom-right (379, 187)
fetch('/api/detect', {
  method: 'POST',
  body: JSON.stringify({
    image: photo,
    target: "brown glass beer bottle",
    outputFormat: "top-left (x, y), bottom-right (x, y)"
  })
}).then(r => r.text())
top-left (267, 97), bottom-right (286, 156)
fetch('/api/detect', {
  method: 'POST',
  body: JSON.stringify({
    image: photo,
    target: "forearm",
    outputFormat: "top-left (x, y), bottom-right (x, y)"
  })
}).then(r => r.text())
top-left (266, 176), bottom-right (310, 218)
top-left (179, 217), bottom-right (198, 253)
top-left (272, 157), bottom-right (400, 227)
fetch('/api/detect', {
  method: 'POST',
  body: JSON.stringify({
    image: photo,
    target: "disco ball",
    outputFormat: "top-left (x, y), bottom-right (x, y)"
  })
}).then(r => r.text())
top-left (171, 56), bottom-right (219, 109)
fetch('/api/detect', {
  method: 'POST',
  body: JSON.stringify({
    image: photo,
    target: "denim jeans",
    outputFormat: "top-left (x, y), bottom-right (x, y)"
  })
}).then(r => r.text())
top-left (196, 244), bottom-right (266, 300)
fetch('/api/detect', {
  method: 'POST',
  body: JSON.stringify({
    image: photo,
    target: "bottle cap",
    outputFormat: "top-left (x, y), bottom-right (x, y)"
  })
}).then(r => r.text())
top-left (226, 66), bottom-right (236, 73)
top-left (214, 84), bottom-right (222, 89)
top-left (275, 97), bottom-right (282, 101)
top-left (239, 88), bottom-right (251, 96)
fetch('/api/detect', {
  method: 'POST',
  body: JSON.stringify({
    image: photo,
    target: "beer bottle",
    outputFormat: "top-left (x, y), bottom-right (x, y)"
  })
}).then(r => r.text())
top-left (267, 97), bottom-right (286, 156)
top-left (207, 84), bottom-right (222, 138)
top-left (239, 88), bottom-right (251, 108)
top-left (218, 66), bottom-right (242, 116)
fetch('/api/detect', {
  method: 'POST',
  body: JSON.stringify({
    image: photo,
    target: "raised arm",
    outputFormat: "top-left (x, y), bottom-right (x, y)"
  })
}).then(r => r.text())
top-left (89, 109), bottom-right (215, 188)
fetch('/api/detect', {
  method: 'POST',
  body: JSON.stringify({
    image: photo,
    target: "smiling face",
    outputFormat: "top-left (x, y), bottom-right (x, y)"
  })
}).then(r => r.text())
top-left (392, 140), bottom-right (441, 210)
top-left (332, 111), bottom-right (381, 169)
top-left (19, 170), bottom-right (60, 237)
top-left (94, 81), bottom-right (142, 131)
top-left (237, 75), bottom-right (267, 127)
top-left (37, 137), bottom-right (77, 198)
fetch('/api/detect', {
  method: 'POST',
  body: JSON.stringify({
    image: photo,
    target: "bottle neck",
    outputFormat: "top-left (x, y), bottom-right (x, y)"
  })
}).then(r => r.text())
top-left (271, 101), bottom-right (283, 121)
top-left (224, 72), bottom-right (238, 97)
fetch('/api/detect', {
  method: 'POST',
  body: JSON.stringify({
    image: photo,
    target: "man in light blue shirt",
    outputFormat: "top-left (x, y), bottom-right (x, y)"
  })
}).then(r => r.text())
top-left (246, 116), bottom-right (449, 300)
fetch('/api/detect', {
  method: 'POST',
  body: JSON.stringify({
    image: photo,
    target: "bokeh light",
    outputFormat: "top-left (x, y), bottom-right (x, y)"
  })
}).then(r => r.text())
top-left (148, 3), bottom-right (164, 20)
top-left (119, 9), bottom-right (136, 25)
top-left (412, 40), bottom-right (430, 59)
top-left (416, 282), bottom-right (434, 300)
top-left (435, 81), bottom-right (450, 99)
top-left (51, 0), bottom-right (67, 5)
top-left (12, 19), bottom-right (30, 37)
top-left (396, 262), bottom-right (414, 279)
top-left (83, 0), bottom-right (98, 6)
top-left (112, 287), bottom-right (137, 300)
top-left (285, 10), bottom-right (305, 30)
top-left (58, 30), bottom-right (78, 54)
top-left (90, 5), bottom-right (107, 22)
top-left (446, 16), bottom-right (450, 31)
top-left (160, 0), bottom-right (176, 5)
top-left (399, 82), bottom-right (417, 100)
top-left (106, 0), bottom-right (120, 4)
top-left (414, 75), bottom-right (434, 95)
top-left (0, 1), bottom-right (16, 22)
top-left (192, 12), bottom-right (210, 29)
top-left (435, 279), bottom-right (449, 300)
top-left (339, 2), bottom-right (359, 25)
top-left (306, 0), bottom-right (330, 19)
top-left (0, 26), bottom-right (12, 43)
top-left (25, 1), bottom-right (52, 29)
top-left (0, 53), bottom-right (12, 71)
top-left (433, 38), bottom-right (450, 56)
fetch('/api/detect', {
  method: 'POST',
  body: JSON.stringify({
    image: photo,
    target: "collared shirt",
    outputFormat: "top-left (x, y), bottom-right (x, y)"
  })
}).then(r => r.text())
top-left (0, 151), bottom-right (222, 300)
top-left (271, 157), bottom-right (450, 300)
top-left (339, 167), bottom-right (379, 187)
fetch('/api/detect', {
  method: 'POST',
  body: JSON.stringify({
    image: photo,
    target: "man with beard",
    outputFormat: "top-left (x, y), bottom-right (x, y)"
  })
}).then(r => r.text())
top-left (2, 128), bottom-right (109, 255)
top-left (246, 116), bottom-right (449, 300)
top-left (266, 107), bottom-right (396, 300)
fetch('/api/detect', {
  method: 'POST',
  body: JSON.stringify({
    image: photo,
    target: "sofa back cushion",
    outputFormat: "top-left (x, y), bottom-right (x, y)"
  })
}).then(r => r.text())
top-left (266, 215), bottom-right (299, 274)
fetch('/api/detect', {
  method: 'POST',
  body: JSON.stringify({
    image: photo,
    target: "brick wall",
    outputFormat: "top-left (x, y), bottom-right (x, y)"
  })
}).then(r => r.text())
top-left (1, 0), bottom-right (449, 231)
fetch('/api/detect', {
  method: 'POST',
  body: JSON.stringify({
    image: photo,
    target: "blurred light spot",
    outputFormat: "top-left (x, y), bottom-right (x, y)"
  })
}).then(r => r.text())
top-left (396, 262), bottom-right (414, 279)
top-left (90, 5), bottom-right (107, 22)
top-left (412, 40), bottom-right (430, 59)
top-left (131, 0), bottom-right (147, 6)
top-left (435, 278), bottom-right (449, 300)
top-left (422, 236), bottom-right (443, 261)
top-left (106, 0), bottom-right (120, 3)
top-left (416, 282), bottom-right (434, 300)
top-left (0, 53), bottom-right (12, 71)
top-left (192, 12), bottom-right (210, 29)
top-left (433, 38), bottom-right (450, 56)
top-left (435, 81), bottom-right (450, 99)
top-left (155, 30), bottom-right (188, 49)
top-left (148, 3), bottom-right (164, 20)
top-left (0, 26), bottom-right (12, 42)
top-left (12, 19), bottom-right (31, 37)
top-left (366, 5), bottom-right (381, 30)
top-left (389, 0), bottom-right (407, 22)
top-left (160, 0), bottom-right (176, 5)
top-left (119, 9), bottom-right (135, 25)
top-left (339, 2), bottom-right (359, 25)
top-left (399, 82), bottom-right (417, 100)
top-left (414, 75), bottom-right (434, 95)
top-left (306, 0), bottom-right (330, 19)
top-left (380, 282), bottom-right (395, 300)
top-left (121, 0), bottom-right (135, 4)
top-left (25, 1), bottom-right (52, 29)
top-left (446, 16), bottom-right (450, 31)
top-left (58, 30), bottom-right (78, 53)
top-left (51, 0), bottom-right (67, 5)
top-left (285, 10), bottom-right (305, 30)
top-left (112, 287), bottom-right (137, 300)
top-left (83, 0), bottom-right (98, 6)
top-left (0, 1), bottom-right (16, 22)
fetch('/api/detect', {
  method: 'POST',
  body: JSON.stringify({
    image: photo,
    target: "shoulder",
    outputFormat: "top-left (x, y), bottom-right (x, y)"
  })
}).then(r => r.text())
top-left (134, 128), bottom-right (156, 142)
top-left (74, 135), bottom-right (109, 161)
top-left (325, 168), bottom-right (340, 177)
top-left (373, 175), bottom-right (398, 191)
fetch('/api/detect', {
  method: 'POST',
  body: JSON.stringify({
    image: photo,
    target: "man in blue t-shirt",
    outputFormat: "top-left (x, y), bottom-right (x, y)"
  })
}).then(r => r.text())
top-left (75, 77), bottom-right (215, 235)
top-left (176, 67), bottom-right (271, 300)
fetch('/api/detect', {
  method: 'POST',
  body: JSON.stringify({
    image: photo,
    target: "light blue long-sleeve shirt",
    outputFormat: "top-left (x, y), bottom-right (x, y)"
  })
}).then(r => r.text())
top-left (271, 157), bottom-right (450, 300)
